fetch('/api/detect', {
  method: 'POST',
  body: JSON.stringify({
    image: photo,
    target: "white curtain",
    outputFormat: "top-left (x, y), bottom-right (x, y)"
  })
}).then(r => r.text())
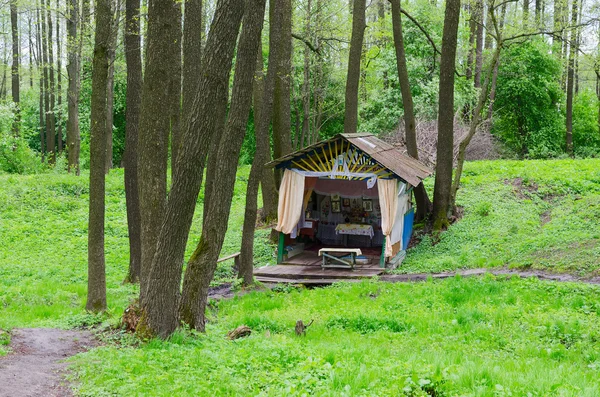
top-left (378, 179), bottom-right (398, 258)
top-left (391, 193), bottom-right (409, 249)
top-left (275, 169), bottom-right (306, 234)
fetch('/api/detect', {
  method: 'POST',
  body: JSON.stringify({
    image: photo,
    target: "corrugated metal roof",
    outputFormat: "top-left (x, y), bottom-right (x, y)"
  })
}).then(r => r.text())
top-left (265, 133), bottom-right (432, 186)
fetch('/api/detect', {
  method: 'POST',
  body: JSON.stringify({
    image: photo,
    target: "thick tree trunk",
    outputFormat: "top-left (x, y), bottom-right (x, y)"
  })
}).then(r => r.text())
top-left (10, 0), bottom-right (20, 137)
top-left (169, 7), bottom-right (182, 173)
top-left (389, 0), bottom-right (431, 221)
top-left (46, 0), bottom-right (57, 163)
top-left (271, 0), bottom-right (293, 160)
top-left (565, 0), bottom-right (577, 157)
top-left (343, 0), bottom-right (366, 135)
top-left (56, 1), bottom-right (63, 153)
top-left (67, 0), bottom-right (81, 173)
top-left (238, 0), bottom-right (284, 286)
top-left (139, 0), bottom-right (244, 338)
top-left (179, 0), bottom-right (266, 330)
top-left (180, 0), bottom-right (203, 168)
top-left (300, 0), bottom-right (311, 150)
top-left (123, 0), bottom-right (143, 283)
top-left (431, 0), bottom-right (460, 230)
top-left (137, 0), bottom-right (183, 303)
top-left (87, 0), bottom-right (113, 313)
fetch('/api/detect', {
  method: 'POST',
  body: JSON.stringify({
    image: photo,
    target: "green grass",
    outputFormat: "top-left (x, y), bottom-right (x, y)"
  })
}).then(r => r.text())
top-left (2, 159), bottom-right (600, 395)
top-left (0, 166), bottom-right (275, 329)
top-left (70, 276), bottom-right (600, 396)
top-left (402, 159), bottom-right (600, 276)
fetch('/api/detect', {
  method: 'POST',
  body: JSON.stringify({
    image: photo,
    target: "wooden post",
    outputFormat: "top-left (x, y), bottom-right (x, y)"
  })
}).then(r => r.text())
top-left (277, 232), bottom-right (285, 264)
top-left (380, 236), bottom-right (386, 268)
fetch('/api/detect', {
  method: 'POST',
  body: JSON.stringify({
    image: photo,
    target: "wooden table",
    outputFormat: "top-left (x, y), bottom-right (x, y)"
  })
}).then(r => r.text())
top-left (334, 224), bottom-right (374, 247)
top-left (318, 248), bottom-right (362, 269)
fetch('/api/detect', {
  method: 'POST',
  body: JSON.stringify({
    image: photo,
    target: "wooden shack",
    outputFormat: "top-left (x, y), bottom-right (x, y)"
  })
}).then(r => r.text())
top-left (254, 133), bottom-right (432, 284)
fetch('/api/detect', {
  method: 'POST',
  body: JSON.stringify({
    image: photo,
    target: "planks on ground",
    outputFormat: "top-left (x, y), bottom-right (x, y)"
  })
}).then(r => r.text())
top-left (254, 264), bottom-right (383, 281)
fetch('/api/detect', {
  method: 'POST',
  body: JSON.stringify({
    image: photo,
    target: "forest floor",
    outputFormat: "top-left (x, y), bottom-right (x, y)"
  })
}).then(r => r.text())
top-left (0, 328), bottom-right (96, 397)
top-left (0, 159), bottom-right (599, 395)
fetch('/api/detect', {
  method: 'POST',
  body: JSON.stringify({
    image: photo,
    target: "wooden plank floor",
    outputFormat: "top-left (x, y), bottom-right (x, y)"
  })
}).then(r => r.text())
top-left (254, 251), bottom-right (384, 284)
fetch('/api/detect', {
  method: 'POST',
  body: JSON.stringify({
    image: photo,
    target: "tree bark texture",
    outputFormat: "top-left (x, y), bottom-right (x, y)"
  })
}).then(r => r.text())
top-left (238, 0), bottom-right (284, 286)
top-left (137, 0), bottom-right (182, 303)
top-left (67, 0), bottom-right (81, 173)
top-left (179, 0), bottom-right (203, 169)
top-left (271, 0), bottom-right (293, 161)
top-left (179, 0), bottom-right (267, 330)
top-left (389, 0), bottom-right (431, 222)
top-left (431, 0), bottom-right (460, 230)
top-left (86, 0), bottom-right (113, 313)
top-left (139, 0), bottom-right (244, 338)
top-left (343, 0), bottom-right (366, 135)
top-left (124, 0), bottom-right (143, 283)
top-left (10, 0), bottom-right (20, 137)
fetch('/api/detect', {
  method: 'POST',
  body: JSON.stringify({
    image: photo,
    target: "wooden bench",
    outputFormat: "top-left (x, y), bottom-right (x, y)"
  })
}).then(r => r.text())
top-left (217, 252), bottom-right (241, 272)
top-left (318, 248), bottom-right (362, 270)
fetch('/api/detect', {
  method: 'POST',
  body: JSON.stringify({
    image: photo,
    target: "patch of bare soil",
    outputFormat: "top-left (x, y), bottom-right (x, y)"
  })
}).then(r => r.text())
top-left (382, 267), bottom-right (600, 285)
top-left (0, 328), bottom-right (97, 397)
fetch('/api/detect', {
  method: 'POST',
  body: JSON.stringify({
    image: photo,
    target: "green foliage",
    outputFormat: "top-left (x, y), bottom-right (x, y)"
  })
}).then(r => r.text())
top-left (492, 39), bottom-right (565, 158)
top-left (572, 90), bottom-right (600, 156)
top-left (70, 277), bottom-right (600, 396)
top-left (403, 159), bottom-right (600, 275)
top-left (0, 166), bottom-right (274, 328)
top-left (0, 101), bottom-right (45, 174)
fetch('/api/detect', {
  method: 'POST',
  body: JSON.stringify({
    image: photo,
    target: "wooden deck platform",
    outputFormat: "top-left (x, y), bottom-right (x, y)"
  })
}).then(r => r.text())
top-left (254, 251), bottom-right (385, 285)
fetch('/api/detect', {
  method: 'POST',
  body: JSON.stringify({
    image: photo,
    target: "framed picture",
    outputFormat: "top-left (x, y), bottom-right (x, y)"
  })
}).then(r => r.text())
top-left (343, 198), bottom-right (350, 207)
top-left (332, 194), bottom-right (340, 201)
top-left (331, 201), bottom-right (341, 213)
top-left (362, 200), bottom-right (373, 212)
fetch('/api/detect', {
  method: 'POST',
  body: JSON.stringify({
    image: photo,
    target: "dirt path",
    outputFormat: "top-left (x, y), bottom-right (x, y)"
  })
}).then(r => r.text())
top-left (0, 328), bottom-right (97, 397)
top-left (381, 267), bottom-right (600, 284)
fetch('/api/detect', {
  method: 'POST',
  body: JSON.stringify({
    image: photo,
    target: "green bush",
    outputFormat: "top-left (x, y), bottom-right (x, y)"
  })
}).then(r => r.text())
top-left (492, 39), bottom-right (564, 157)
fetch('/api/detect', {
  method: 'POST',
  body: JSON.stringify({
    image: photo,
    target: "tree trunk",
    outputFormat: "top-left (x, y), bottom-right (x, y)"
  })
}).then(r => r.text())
top-left (47, 0), bottom-right (57, 163)
top-left (465, 1), bottom-right (476, 81)
top-left (179, 0), bottom-right (266, 330)
top-left (389, 0), bottom-right (431, 222)
top-left (486, 4), bottom-right (506, 122)
top-left (40, 0), bottom-right (53, 162)
top-left (451, 46), bottom-right (501, 209)
top-left (258, 6), bottom-right (278, 223)
top-left (271, 0), bottom-right (293, 191)
top-left (56, 0), bottom-right (63, 153)
top-left (431, 0), bottom-right (460, 230)
top-left (67, 0), bottom-right (81, 173)
top-left (238, 0), bottom-right (284, 286)
top-left (139, 0), bottom-right (244, 338)
top-left (300, 0), bottom-right (312, 150)
top-left (565, 0), bottom-right (577, 157)
top-left (169, 7), bottom-right (182, 173)
top-left (87, 0), bottom-right (113, 313)
top-left (36, 6), bottom-right (45, 160)
top-left (105, 1), bottom-right (121, 173)
top-left (29, 16), bottom-right (34, 89)
top-left (123, 0), bottom-right (143, 283)
top-left (474, 0), bottom-right (483, 89)
top-left (137, 0), bottom-right (183, 304)
top-left (10, 0), bottom-right (20, 137)
top-left (180, 0), bottom-right (203, 168)
top-left (343, 0), bottom-right (366, 135)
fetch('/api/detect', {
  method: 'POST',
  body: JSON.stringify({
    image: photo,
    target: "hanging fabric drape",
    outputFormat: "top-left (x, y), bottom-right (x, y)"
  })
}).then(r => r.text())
top-left (378, 179), bottom-right (399, 258)
top-left (275, 169), bottom-right (306, 234)
top-left (302, 177), bottom-right (318, 211)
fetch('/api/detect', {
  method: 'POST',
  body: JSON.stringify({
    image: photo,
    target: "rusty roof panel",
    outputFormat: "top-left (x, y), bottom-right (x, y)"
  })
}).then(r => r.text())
top-left (265, 133), bottom-right (433, 186)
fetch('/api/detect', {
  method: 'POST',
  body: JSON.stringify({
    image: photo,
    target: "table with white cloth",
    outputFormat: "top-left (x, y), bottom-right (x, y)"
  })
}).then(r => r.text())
top-left (335, 223), bottom-right (374, 246)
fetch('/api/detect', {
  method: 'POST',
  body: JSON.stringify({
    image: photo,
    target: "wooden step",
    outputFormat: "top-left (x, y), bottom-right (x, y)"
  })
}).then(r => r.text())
top-left (254, 264), bottom-right (384, 280)
top-left (255, 276), bottom-right (364, 285)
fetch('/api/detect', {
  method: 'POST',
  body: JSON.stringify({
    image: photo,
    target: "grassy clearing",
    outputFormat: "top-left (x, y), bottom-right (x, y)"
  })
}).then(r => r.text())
top-left (0, 166), bottom-right (275, 329)
top-left (70, 276), bottom-right (600, 396)
top-left (402, 159), bottom-right (600, 276)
